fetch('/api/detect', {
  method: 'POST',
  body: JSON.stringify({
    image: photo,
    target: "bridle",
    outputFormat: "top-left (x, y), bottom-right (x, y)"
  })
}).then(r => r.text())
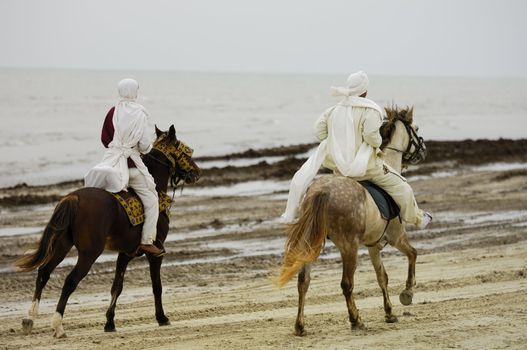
top-left (144, 135), bottom-right (199, 189)
top-left (383, 120), bottom-right (426, 165)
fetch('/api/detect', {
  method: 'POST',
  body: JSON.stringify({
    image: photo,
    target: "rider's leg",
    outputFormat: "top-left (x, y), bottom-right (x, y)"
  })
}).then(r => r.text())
top-left (128, 168), bottom-right (163, 254)
top-left (358, 162), bottom-right (427, 227)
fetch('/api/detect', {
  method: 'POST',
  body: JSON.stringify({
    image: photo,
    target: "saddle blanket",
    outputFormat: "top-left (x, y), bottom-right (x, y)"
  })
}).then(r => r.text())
top-left (359, 181), bottom-right (400, 221)
top-left (112, 189), bottom-right (172, 226)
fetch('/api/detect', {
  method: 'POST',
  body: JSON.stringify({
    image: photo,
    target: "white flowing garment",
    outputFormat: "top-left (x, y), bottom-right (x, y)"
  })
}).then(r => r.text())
top-left (84, 79), bottom-right (156, 193)
top-left (281, 71), bottom-right (384, 222)
top-left (326, 96), bottom-right (384, 176)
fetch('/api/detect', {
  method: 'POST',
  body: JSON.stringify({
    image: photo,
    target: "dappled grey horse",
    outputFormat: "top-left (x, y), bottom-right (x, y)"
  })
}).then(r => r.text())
top-left (277, 106), bottom-right (425, 334)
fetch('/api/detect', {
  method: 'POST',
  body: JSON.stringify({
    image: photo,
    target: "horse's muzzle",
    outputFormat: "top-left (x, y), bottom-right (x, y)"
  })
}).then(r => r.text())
top-left (417, 143), bottom-right (427, 162)
top-left (185, 167), bottom-right (201, 185)
top-left (405, 139), bottom-right (427, 165)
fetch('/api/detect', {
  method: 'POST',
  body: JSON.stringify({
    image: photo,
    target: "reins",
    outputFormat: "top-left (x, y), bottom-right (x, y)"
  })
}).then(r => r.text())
top-left (382, 120), bottom-right (425, 165)
top-left (146, 149), bottom-right (173, 169)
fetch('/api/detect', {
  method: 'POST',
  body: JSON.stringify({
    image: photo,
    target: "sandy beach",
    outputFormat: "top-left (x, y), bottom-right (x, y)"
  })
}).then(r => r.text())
top-left (0, 139), bottom-right (526, 349)
top-left (2, 0), bottom-right (527, 348)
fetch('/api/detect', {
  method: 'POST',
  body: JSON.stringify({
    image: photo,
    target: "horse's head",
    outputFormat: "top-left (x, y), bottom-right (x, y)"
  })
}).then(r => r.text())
top-left (150, 125), bottom-right (201, 186)
top-left (380, 106), bottom-right (426, 165)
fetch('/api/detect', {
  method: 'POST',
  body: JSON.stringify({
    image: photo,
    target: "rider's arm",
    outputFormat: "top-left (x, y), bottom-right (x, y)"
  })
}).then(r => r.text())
top-left (313, 107), bottom-right (333, 141)
top-left (362, 109), bottom-right (383, 148)
top-left (101, 107), bottom-right (115, 148)
top-left (138, 114), bottom-right (156, 154)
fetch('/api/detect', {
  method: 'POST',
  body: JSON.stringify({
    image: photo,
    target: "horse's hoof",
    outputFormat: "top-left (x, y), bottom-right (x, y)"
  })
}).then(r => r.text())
top-left (385, 315), bottom-right (399, 323)
top-left (104, 325), bottom-right (116, 332)
top-left (157, 314), bottom-right (170, 326)
top-left (22, 318), bottom-right (33, 335)
top-left (294, 325), bottom-right (306, 337)
top-left (51, 312), bottom-right (66, 338)
top-left (399, 289), bottom-right (413, 306)
top-left (53, 329), bottom-right (67, 338)
top-left (351, 319), bottom-right (365, 331)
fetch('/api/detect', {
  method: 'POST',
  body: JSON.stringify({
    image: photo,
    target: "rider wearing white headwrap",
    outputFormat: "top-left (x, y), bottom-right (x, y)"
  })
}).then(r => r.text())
top-left (281, 71), bottom-right (431, 228)
top-left (85, 79), bottom-right (164, 256)
top-left (319, 71), bottom-right (384, 177)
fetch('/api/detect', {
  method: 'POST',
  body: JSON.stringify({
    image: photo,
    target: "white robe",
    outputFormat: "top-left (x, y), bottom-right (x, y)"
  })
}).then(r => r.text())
top-left (84, 100), bottom-right (156, 193)
top-left (281, 96), bottom-right (384, 222)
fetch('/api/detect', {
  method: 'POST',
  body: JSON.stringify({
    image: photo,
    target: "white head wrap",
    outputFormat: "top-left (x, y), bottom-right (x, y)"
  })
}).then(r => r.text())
top-left (117, 78), bottom-right (139, 100)
top-left (331, 71), bottom-right (369, 97)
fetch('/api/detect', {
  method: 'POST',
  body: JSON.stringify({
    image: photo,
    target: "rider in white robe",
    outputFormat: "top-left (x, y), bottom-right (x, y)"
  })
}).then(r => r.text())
top-left (281, 71), bottom-right (432, 228)
top-left (84, 79), bottom-right (164, 256)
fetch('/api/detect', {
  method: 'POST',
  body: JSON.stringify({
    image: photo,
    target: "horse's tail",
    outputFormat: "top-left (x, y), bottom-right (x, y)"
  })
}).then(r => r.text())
top-left (276, 191), bottom-right (330, 287)
top-left (16, 194), bottom-right (78, 272)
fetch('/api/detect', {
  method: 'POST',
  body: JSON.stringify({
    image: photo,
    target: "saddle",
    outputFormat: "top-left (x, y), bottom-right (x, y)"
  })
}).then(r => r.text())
top-left (358, 181), bottom-right (400, 221)
top-left (112, 189), bottom-right (173, 226)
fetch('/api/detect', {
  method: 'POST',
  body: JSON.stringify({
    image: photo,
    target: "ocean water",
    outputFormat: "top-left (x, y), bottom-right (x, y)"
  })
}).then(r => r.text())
top-left (0, 69), bottom-right (526, 187)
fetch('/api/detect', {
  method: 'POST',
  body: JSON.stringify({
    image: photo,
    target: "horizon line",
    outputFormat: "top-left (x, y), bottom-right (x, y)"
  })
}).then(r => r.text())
top-left (1, 65), bottom-right (526, 80)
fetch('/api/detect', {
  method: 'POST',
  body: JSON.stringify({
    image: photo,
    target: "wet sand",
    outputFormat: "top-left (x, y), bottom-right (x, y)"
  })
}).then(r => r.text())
top-left (0, 139), bottom-right (526, 349)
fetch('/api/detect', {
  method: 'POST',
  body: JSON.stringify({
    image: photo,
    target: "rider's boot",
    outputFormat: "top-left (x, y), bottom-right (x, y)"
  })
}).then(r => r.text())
top-left (418, 212), bottom-right (433, 229)
top-left (139, 242), bottom-right (166, 257)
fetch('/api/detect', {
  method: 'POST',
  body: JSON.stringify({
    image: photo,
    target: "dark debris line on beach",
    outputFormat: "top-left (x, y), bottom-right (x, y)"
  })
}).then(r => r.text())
top-left (425, 139), bottom-right (527, 165)
top-left (196, 138), bottom-right (527, 165)
top-left (195, 143), bottom-right (317, 161)
top-left (1, 139), bottom-right (526, 206)
top-left (199, 138), bottom-right (527, 187)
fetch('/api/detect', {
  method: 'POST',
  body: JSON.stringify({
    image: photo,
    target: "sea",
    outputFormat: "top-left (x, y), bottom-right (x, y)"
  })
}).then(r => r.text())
top-left (1, 68), bottom-right (526, 188)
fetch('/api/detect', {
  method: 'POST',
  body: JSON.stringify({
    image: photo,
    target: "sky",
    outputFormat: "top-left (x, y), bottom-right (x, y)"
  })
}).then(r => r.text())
top-left (1, 0), bottom-right (526, 77)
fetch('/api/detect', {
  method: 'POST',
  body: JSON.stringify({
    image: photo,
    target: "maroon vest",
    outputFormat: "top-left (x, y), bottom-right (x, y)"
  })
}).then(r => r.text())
top-left (101, 107), bottom-right (136, 168)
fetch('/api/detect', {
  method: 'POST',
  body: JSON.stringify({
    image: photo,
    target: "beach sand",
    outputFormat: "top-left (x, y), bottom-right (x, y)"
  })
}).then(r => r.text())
top-left (0, 139), bottom-right (526, 349)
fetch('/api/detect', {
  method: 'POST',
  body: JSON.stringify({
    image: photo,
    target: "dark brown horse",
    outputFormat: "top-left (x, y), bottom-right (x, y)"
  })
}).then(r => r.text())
top-left (277, 107), bottom-right (425, 334)
top-left (16, 125), bottom-right (201, 338)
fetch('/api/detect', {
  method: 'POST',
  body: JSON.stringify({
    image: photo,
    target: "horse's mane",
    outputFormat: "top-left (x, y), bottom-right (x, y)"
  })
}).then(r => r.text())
top-left (380, 106), bottom-right (414, 149)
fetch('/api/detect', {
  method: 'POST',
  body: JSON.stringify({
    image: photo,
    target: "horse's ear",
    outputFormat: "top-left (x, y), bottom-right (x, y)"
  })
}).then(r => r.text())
top-left (407, 106), bottom-right (414, 123)
top-left (155, 125), bottom-right (163, 138)
top-left (168, 125), bottom-right (176, 141)
top-left (384, 106), bottom-right (395, 120)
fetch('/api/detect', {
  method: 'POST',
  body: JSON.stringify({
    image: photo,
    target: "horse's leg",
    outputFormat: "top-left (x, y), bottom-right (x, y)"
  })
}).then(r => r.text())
top-left (294, 263), bottom-right (311, 336)
top-left (22, 239), bottom-right (73, 335)
top-left (147, 254), bottom-right (170, 326)
top-left (368, 246), bottom-right (398, 323)
top-left (340, 245), bottom-right (364, 331)
top-left (392, 229), bottom-right (417, 305)
top-left (104, 253), bottom-right (133, 332)
top-left (52, 251), bottom-right (99, 338)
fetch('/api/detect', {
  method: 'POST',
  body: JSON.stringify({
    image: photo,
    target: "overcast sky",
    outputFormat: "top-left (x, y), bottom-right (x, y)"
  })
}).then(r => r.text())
top-left (1, 0), bottom-right (526, 77)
